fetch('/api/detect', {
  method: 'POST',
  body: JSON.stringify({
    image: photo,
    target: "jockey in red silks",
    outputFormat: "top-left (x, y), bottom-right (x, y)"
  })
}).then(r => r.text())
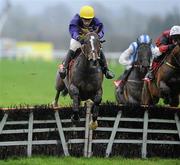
top-left (114, 34), bottom-right (154, 93)
top-left (59, 5), bottom-right (114, 79)
top-left (144, 25), bottom-right (180, 81)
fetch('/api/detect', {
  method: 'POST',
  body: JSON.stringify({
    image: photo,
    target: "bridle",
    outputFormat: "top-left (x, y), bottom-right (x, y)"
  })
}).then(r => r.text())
top-left (133, 43), bottom-right (152, 69)
top-left (127, 43), bottom-right (151, 83)
top-left (80, 33), bottom-right (101, 61)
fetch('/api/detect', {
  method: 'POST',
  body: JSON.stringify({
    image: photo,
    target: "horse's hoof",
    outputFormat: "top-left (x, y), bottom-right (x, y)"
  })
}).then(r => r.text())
top-left (52, 101), bottom-right (58, 107)
top-left (89, 120), bottom-right (98, 130)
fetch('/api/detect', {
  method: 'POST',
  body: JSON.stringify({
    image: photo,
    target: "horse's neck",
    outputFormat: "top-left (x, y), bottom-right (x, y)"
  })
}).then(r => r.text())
top-left (76, 54), bottom-right (89, 71)
top-left (128, 67), bottom-right (147, 80)
top-left (166, 46), bottom-right (180, 65)
top-left (74, 54), bottom-right (96, 76)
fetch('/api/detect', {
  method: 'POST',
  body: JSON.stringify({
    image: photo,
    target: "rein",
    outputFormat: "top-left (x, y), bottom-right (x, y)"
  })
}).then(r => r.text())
top-left (133, 64), bottom-right (150, 68)
top-left (80, 46), bottom-right (85, 55)
top-left (127, 79), bottom-right (143, 83)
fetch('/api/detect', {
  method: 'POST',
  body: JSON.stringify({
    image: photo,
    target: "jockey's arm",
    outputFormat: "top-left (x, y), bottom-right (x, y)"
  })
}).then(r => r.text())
top-left (119, 45), bottom-right (134, 67)
top-left (93, 18), bottom-right (104, 39)
top-left (157, 35), bottom-right (174, 53)
top-left (152, 46), bottom-right (162, 58)
top-left (69, 14), bottom-right (81, 41)
top-left (151, 44), bottom-right (176, 63)
top-left (69, 25), bottom-right (80, 41)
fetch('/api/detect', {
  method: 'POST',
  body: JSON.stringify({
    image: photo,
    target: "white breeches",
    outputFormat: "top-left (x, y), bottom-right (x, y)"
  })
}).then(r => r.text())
top-left (69, 38), bottom-right (81, 52)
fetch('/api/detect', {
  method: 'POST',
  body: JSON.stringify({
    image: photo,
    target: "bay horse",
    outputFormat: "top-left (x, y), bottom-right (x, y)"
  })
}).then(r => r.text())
top-left (115, 42), bottom-right (152, 105)
top-left (141, 44), bottom-right (180, 106)
top-left (53, 32), bottom-right (103, 129)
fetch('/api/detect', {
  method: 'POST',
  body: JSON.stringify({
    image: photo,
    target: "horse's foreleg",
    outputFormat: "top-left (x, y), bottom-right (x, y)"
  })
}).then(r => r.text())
top-left (159, 81), bottom-right (170, 96)
top-left (52, 70), bottom-right (65, 107)
top-left (116, 86), bottom-right (126, 104)
top-left (69, 84), bottom-right (80, 122)
top-left (141, 82), bottom-right (153, 105)
top-left (52, 90), bottom-right (60, 107)
top-left (92, 90), bottom-right (102, 121)
top-left (89, 89), bottom-right (102, 130)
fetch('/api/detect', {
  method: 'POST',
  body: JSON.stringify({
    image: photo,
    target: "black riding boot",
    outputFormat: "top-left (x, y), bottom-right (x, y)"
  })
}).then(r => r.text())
top-left (59, 50), bottom-right (75, 79)
top-left (100, 50), bottom-right (115, 79)
top-left (118, 68), bottom-right (132, 94)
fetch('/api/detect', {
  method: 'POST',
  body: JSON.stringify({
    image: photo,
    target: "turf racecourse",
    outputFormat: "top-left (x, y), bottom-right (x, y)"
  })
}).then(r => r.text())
top-left (0, 156), bottom-right (179, 165)
top-left (0, 59), bottom-right (180, 164)
top-left (0, 59), bottom-right (123, 107)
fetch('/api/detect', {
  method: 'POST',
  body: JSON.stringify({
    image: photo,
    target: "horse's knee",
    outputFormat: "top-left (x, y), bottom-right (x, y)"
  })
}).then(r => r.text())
top-left (69, 84), bottom-right (79, 95)
top-left (55, 72), bottom-right (65, 91)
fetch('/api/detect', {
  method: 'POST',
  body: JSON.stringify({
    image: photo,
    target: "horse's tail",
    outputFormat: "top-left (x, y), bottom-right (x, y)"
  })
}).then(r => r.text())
top-left (61, 87), bottom-right (68, 96)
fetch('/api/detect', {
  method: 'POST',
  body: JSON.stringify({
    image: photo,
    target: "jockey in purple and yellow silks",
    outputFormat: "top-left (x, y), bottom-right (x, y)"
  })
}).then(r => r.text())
top-left (59, 5), bottom-right (114, 79)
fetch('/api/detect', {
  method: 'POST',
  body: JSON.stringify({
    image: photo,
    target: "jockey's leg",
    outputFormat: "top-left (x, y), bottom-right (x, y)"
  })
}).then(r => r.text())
top-left (69, 84), bottom-right (80, 122)
top-left (99, 50), bottom-right (115, 79)
top-left (59, 39), bottom-right (81, 79)
top-left (59, 50), bottom-right (75, 79)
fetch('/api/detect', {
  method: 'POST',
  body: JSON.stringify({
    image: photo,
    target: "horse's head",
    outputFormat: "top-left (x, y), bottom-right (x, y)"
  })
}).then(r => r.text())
top-left (135, 42), bottom-right (152, 71)
top-left (172, 35), bottom-right (180, 46)
top-left (167, 44), bottom-right (180, 68)
top-left (81, 32), bottom-right (101, 67)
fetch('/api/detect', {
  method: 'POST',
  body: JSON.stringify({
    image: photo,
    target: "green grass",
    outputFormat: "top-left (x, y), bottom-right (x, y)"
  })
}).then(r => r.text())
top-left (0, 156), bottom-right (179, 165)
top-left (0, 59), bottom-right (179, 163)
top-left (0, 59), bottom-right (123, 107)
